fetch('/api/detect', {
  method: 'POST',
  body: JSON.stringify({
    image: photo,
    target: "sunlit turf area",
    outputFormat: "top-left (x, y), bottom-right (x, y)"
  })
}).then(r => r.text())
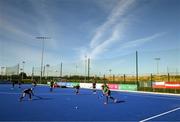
top-left (0, 84), bottom-right (180, 121)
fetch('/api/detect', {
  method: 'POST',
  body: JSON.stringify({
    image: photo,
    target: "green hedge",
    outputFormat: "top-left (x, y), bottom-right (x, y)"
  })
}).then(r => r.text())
top-left (21, 79), bottom-right (32, 84)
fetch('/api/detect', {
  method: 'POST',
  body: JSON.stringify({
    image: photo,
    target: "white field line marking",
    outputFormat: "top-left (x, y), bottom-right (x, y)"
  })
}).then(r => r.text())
top-left (139, 107), bottom-right (180, 122)
top-left (112, 89), bottom-right (180, 97)
top-left (118, 92), bottom-right (180, 101)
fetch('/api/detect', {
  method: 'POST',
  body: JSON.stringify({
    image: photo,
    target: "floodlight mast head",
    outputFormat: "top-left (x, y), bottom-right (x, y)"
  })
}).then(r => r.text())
top-left (36, 37), bottom-right (51, 39)
top-left (154, 58), bottom-right (160, 60)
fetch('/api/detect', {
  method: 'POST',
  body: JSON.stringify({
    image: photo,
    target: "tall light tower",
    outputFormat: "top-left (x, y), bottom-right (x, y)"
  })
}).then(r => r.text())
top-left (87, 58), bottom-right (90, 82)
top-left (84, 55), bottom-right (87, 82)
top-left (109, 69), bottom-right (112, 81)
top-left (154, 58), bottom-right (160, 74)
top-left (46, 64), bottom-right (50, 79)
top-left (60, 62), bottom-right (62, 78)
top-left (22, 61), bottom-right (25, 80)
top-left (31, 67), bottom-right (34, 81)
top-left (1, 67), bottom-right (5, 80)
top-left (36, 36), bottom-right (50, 83)
top-left (75, 64), bottom-right (78, 75)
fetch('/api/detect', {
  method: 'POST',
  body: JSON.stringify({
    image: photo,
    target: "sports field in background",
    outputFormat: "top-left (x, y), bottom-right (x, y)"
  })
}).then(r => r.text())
top-left (0, 84), bottom-right (179, 121)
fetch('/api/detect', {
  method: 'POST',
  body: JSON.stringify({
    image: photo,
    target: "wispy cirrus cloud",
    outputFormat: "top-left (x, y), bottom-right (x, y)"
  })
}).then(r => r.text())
top-left (80, 0), bottom-right (136, 59)
top-left (101, 32), bottom-right (167, 59)
top-left (79, 0), bottom-right (166, 60)
top-left (0, 20), bottom-right (34, 41)
top-left (120, 32), bottom-right (166, 50)
top-left (90, 0), bottom-right (135, 48)
top-left (29, 0), bottom-right (60, 49)
top-left (89, 22), bottom-right (127, 59)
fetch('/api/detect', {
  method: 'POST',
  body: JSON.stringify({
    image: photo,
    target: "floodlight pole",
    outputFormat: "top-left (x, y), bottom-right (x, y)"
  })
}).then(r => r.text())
top-left (109, 69), bottom-right (112, 81)
top-left (1, 67), bottom-right (5, 80)
top-left (87, 58), bottom-right (90, 82)
top-left (40, 38), bottom-right (44, 83)
top-left (75, 64), bottom-right (78, 75)
top-left (46, 64), bottom-right (50, 79)
top-left (31, 67), bottom-right (34, 81)
top-left (154, 58), bottom-right (160, 74)
top-left (84, 55), bottom-right (87, 82)
top-left (36, 36), bottom-right (50, 83)
top-left (60, 62), bottom-right (62, 78)
top-left (136, 51), bottom-right (139, 89)
top-left (22, 61), bottom-right (25, 80)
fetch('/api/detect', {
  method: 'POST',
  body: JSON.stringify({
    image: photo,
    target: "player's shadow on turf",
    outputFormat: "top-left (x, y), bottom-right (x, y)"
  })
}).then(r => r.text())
top-left (109, 100), bottom-right (126, 104)
top-left (21, 97), bottom-right (53, 102)
top-left (116, 100), bottom-right (125, 103)
top-left (33, 97), bottom-right (53, 101)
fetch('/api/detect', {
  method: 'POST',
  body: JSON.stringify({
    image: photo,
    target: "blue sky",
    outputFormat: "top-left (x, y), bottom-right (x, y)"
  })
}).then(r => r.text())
top-left (0, 0), bottom-right (179, 76)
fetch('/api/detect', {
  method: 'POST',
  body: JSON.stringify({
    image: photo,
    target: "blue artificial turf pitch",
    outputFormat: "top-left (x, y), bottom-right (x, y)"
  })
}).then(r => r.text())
top-left (0, 84), bottom-right (179, 121)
